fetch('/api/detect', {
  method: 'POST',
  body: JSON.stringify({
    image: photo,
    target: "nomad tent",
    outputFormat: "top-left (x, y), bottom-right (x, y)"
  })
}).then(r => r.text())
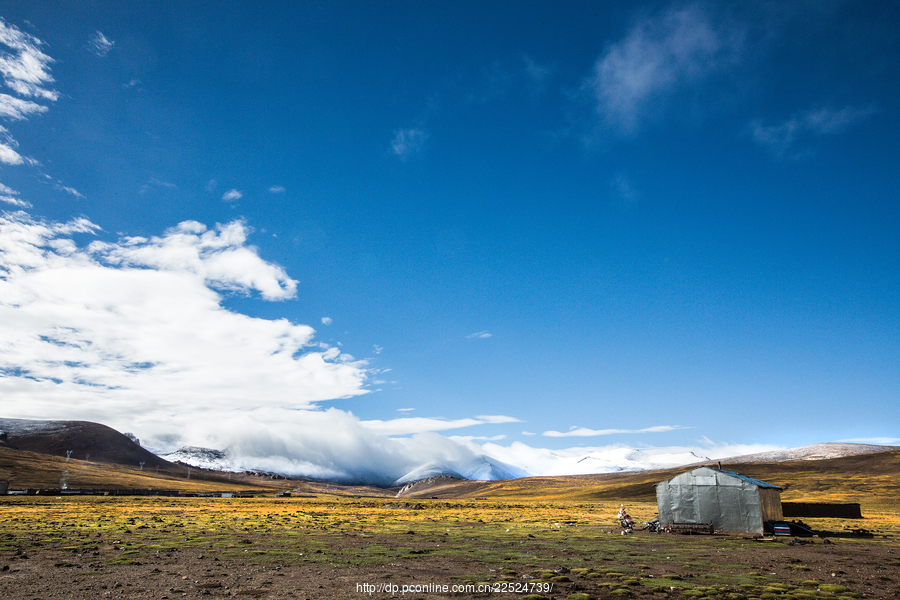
top-left (656, 467), bottom-right (783, 534)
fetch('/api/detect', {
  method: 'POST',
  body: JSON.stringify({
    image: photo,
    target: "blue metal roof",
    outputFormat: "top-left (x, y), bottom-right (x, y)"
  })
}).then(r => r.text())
top-left (712, 468), bottom-right (783, 490)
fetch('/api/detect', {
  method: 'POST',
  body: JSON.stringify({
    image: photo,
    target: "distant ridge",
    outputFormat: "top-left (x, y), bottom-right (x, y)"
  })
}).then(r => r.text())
top-left (701, 442), bottom-right (900, 466)
top-left (0, 418), bottom-right (176, 470)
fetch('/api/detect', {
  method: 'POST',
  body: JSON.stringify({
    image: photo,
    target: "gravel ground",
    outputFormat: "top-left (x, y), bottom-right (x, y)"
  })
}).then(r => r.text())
top-left (2, 529), bottom-right (899, 599)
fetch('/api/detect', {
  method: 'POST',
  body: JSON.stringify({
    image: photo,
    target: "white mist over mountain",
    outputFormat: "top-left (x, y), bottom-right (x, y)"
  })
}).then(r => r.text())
top-left (153, 416), bottom-right (780, 486)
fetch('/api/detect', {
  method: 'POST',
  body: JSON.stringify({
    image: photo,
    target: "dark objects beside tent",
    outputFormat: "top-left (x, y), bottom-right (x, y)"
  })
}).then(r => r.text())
top-left (669, 522), bottom-right (714, 535)
top-left (771, 520), bottom-right (816, 536)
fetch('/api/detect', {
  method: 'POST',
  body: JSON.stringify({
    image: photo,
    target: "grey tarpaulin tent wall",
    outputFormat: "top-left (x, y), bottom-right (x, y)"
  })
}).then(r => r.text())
top-left (656, 467), bottom-right (783, 534)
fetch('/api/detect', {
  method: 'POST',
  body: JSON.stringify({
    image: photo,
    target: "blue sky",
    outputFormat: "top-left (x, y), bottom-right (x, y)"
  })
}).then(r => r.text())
top-left (0, 1), bottom-right (898, 481)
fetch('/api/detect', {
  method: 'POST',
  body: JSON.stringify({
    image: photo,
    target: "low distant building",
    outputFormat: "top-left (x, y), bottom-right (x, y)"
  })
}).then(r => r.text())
top-left (656, 467), bottom-right (783, 534)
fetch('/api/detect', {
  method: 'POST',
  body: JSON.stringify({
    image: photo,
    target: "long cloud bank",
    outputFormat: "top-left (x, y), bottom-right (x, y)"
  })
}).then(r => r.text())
top-left (0, 211), bottom-right (529, 484)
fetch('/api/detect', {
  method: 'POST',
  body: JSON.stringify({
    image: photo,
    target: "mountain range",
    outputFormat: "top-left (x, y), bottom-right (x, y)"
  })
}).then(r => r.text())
top-left (2, 417), bottom-right (897, 487)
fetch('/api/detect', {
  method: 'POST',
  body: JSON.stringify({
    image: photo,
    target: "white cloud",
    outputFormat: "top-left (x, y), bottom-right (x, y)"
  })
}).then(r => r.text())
top-left (543, 425), bottom-right (685, 437)
top-left (0, 212), bottom-right (370, 452)
top-left (268, 185), bottom-right (285, 193)
top-left (750, 105), bottom-right (876, 158)
top-left (0, 132), bottom-right (30, 165)
top-left (585, 4), bottom-right (740, 135)
top-left (0, 212), bottom-right (536, 486)
top-left (56, 185), bottom-right (84, 198)
top-left (466, 331), bottom-right (492, 339)
top-left (361, 414), bottom-right (521, 436)
top-left (0, 194), bottom-right (29, 208)
top-left (0, 93), bottom-right (48, 120)
top-left (88, 31), bottom-right (115, 58)
top-left (0, 20), bottom-right (54, 171)
top-left (139, 178), bottom-right (177, 195)
top-left (92, 219), bottom-right (298, 300)
top-left (0, 182), bottom-right (29, 208)
top-left (198, 415), bottom-right (520, 485)
top-left (391, 128), bottom-right (427, 159)
top-left (838, 437), bottom-right (900, 446)
top-left (0, 19), bottom-right (58, 101)
top-left (221, 189), bottom-right (242, 202)
top-left (450, 434), bottom-right (507, 442)
top-left (321, 316), bottom-right (333, 325)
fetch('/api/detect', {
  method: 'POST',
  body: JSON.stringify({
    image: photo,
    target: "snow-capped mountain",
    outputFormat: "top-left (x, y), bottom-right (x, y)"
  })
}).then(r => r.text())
top-left (4, 417), bottom-right (898, 488)
top-left (161, 446), bottom-right (234, 471)
top-left (701, 442), bottom-right (900, 465)
top-left (392, 455), bottom-right (529, 486)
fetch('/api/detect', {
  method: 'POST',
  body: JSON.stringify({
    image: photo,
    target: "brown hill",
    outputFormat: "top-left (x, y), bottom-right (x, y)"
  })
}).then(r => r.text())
top-left (0, 444), bottom-right (397, 496)
top-left (0, 417), bottom-right (175, 470)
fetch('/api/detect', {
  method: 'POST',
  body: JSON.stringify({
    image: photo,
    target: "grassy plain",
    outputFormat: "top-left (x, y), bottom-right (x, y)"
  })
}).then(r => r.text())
top-left (1, 493), bottom-right (899, 599)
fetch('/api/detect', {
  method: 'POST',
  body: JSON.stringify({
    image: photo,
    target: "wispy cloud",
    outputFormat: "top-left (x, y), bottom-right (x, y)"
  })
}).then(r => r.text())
top-left (611, 172), bottom-right (639, 203)
top-left (0, 93), bottom-right (48, 120)
top-left (88, 31), bottom-right (115, 58)
top-left (321, 316), bottom-right (333, 325)
top-left (0, 19), bottom-right (55, 169)
top-left (391, 128), bottom-right (427, 159)
top-left (0, 194), bottom-right (28, 207)
top-left (268, 185), bottom-right (285, 193)
top-left (543, 425), bottom-right (685, 437)
top-left (56, 185), bottom-right (84, 198)
top-left (584, 4), bottom-right (741, 136)
top-left (139, 178), bottom-right (177, 195)
top-left (0, 181), bottom-right (30, 207)
top-left (0, 125), bottom-right (34, 165)
top-left (466, 55), bottom-right (555, 104)
top-left (450, 434), bottom-right (507, 442)
top-left (523, 55), bottom-right (552, 90)
top-left (361, 414), bottom-right (521, 436)
top-left (0, 18), bottom-right (58, 101)
top-left (221, 189), bottom-right (243, 203)
top-left (466, 331), bottom-right (492, 339)
top-left (838, 437), bottom-right (900, 446)
top-left (749, 105), bottom-right (876, 158)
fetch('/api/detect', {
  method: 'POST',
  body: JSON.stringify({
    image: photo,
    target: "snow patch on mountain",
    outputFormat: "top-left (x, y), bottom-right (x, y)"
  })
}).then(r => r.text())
top-left (542, 447), bottom-right (710, 475)
top-left (707, 442), bottom-right (900, 465)
top-left (161, 446), bottom-right (234, 471)
top-left (392, 455), bottom-right (529, 486)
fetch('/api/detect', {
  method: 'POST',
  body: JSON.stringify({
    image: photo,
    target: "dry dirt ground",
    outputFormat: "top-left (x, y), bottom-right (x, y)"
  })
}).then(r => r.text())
top-left (2, 526), bottom-right (899, 599)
